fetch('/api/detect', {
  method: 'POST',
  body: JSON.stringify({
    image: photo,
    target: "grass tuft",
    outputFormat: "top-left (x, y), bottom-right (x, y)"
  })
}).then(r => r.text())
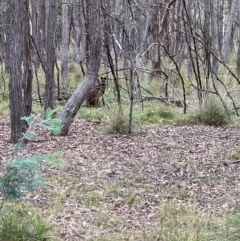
top-left (0, 202), bottom-right (52, 241)
top-left (195, 96), bottom-right (231, 127)
top-left (105, 108), bottom-right (129, 134)
top-left (146, 201), bottom-right (240, 241)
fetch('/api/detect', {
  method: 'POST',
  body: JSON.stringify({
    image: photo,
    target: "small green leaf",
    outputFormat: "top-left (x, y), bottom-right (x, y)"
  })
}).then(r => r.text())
top-left (45, 107), bottom-right (60, 119)
top-left (21, 114), bottom-right (35, 126)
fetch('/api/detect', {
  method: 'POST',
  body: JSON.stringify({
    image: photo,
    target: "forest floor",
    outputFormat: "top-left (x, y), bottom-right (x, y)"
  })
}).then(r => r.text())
top-left (1, 118), bottom-right (240, 240)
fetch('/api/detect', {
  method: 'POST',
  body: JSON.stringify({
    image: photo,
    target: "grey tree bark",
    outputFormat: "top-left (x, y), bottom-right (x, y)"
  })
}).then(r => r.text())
top-left (59, 0), bottom-right (101, 135)
top-left (138, 0), bottom-right (152, 67)
top-left (6, 0), bottom-right (26, 143)
top-left (237, 0), bottom-right (240, 75)
top-left (31, 0), bottom-right (37, 39)
top-left (0, 2), bottom-right (6, 70)
top-left (221, 0), bottom-right (237, 61)
top-left (37, 1), bottom-right (46, 61)
top-left (113, 0), bottom-right (122, 57)
top-left (73, 0), bottom-right (82, 62)
top-left (22, 0), bottom-right (32, 117)
top-left (148, 1), bottom-right (161, 81)
top-left (61, 0), bottom-right (69, 87)
top-left (44, 0), bottom-right (56, 110)
top-left (203, 0), bottom-right (210, 92)
top-left (218, 0), bottom-right (224, 50)
top-left (210, 0), bottom-right (219, 73)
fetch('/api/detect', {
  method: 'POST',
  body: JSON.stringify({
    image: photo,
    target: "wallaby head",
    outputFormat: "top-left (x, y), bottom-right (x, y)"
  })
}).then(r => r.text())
top-left (86, 76), bottom-right (107, 107)
top-left (99, 77), bottom-right (107, 94)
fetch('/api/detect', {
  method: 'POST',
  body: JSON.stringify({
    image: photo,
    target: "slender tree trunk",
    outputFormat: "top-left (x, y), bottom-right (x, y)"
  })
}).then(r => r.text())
top-left (218, 0), bottom-right (224, 50)
top-left (237, 0), bottom-right (240, 75)
top-left (6, 0), bottom-right (26, 143)
top-left (73, 0), bottom-right (81, 62)
top-left (221, 0), bottom-right (237, 61)
top-left (113, 0), bottom-right (122, 57)
top-left (31, 0), bottom-right (37, 39)
top-left (22, 0), bottom-right (32, 117)
top-left (0, 3), bottom-right (5, 65)
top-left (139, 0), bottom-right (152, 67)
top-left (210, 0), bottom-right (219, 73)
top-left (59, 0), bottom-right (101, 135)
top-left (37, 1), bottom-right (46, 61)
top-left (61, 0), bottom-right (69, 87)
top-left (44, 0), bottom-right (56, 110)
top-left (203, 0), bottom-right (210, 93)
top-left (148, 1), bottom-right (161, 81)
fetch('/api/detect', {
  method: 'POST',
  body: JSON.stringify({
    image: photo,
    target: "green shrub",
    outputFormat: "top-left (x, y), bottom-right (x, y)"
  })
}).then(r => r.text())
top-left (0, 108), bottom-right (64, 206)
top-left (0, 203), bottom-right (52, 241)
top-left (195, 96), bottom-right (231, 126)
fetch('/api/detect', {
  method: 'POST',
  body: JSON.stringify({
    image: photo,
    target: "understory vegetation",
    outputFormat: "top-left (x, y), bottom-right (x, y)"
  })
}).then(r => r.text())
top-left (1, 0), bottom-right (240, 239)
top-left (1, 65), bottom-right (240, 240)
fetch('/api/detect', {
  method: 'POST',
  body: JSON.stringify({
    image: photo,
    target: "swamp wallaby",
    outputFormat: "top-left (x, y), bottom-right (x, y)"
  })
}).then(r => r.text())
top-left (86, 77), bottom-right (107, 107)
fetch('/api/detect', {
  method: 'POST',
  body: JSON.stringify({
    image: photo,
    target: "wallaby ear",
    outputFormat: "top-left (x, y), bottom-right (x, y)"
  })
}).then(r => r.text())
top-left (101, 77), bottom-right (107, 80)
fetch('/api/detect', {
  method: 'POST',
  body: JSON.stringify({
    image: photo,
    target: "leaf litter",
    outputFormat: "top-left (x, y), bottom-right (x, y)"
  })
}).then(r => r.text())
top-left (1, 118), bottom-right (240, 240)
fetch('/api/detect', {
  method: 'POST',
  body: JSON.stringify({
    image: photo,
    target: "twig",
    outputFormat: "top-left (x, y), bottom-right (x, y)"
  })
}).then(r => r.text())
top-left (219, 160), bottom-right (240, 166)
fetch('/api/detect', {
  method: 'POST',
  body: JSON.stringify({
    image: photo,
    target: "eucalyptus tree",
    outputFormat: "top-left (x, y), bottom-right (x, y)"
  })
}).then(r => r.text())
top-left (61, 0), bottom-right (69, 87)
top-left (59, 0), bottom-right (102, 135)
top-left (44, 0), bottom-right (56, 110)
top-left (237, 0), bottom-right (240, 75)
top-left (221, 0), bottom-right (238, 62)
top-left (6, 0), bottom-right (32, 143)
top-left (73, 0), bottom-right (83, 63)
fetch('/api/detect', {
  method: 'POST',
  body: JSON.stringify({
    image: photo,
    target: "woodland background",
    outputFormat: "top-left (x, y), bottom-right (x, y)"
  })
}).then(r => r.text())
top-left (0, 1), bottom-right (240, 240)
top-left (1, 0), bottom-right (240, 140)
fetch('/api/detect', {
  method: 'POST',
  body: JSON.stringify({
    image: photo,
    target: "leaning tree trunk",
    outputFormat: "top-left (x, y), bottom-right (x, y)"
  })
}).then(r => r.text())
top-left (6, 0), bottom-right (26, 143)
top-left (59, 0), bottom-right (101, 136)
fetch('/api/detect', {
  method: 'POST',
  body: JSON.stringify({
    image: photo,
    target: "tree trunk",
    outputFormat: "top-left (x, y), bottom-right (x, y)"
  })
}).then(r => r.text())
top-left (61, 0), bottom-right (69, 87)
top-left (210, 0), bottom-right (219, 73)
top-left (148, 1), bottom-right (161, 81)
top-left (6, 0), bottom-right (26, 143)
top-left (139, 0), bottom-right (152, 67)
top-left (73, 0), bottom-right (82, 62)
top-left (203, 0), bottom-right (210, 92)
top-left (0, 3), bottom-right (5, 66)
top-left (59, 0), bottom-right (101, 136)
top-left (37, 1), bottom-right (46, 62)
top-left (44, 0), bottom-right (56, 110)
top-left (221, 0), bottom-right (237, 61)
top-left (237, 0), bottom-right (240, 75)
top-left (218, 0), bottom-right (224, 51)
top-left (22, 0), bottom-right (32, 117)
top-left (113, 0), bottom-right (122, 57)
